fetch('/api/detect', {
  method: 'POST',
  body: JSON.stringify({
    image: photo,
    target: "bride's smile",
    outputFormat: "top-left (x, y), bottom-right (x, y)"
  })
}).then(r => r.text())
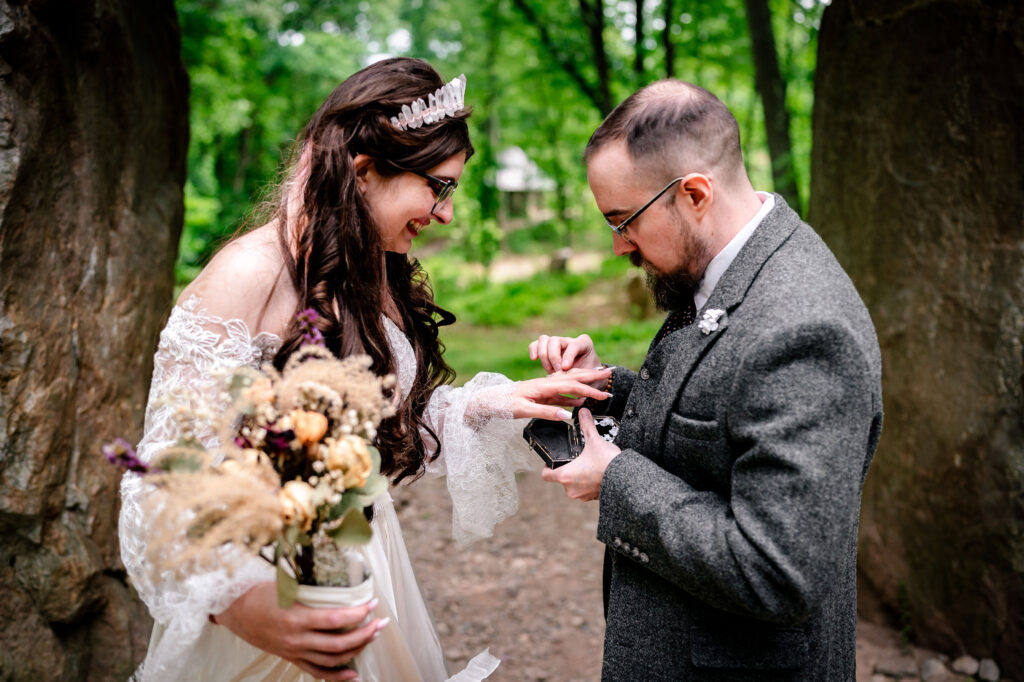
top-left (356, 151), bottom-right (466, 255)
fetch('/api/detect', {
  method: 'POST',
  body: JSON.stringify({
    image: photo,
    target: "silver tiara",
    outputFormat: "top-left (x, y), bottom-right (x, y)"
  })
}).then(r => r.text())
top-left (390, 73), bottom-right (467, 131)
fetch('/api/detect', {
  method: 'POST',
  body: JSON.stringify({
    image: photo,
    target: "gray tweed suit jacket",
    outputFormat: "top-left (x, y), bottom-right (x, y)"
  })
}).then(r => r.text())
top-left (592, 196), bottom-right (882, 681)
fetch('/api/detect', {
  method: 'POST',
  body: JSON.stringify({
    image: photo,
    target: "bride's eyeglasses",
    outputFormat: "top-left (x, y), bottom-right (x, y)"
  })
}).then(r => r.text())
top-left (412, 170), bottom-right (458, 216)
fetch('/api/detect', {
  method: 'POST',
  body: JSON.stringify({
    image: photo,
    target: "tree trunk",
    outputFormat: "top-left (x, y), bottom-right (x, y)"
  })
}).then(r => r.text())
top-left (0, 0), bottom-right (189, 679)
top-left (744, 0), bottom-right (801, 213)
top-left (579, 0), bottom-right (614, 115)
top-left (810, 0), bottom-right (1024, 672)
top-left (662, 0), bottom-right (675, 78)
top-left (634, 0), bottom-right (645, 82)
top-left (511, 0), bottom-right (612, 116)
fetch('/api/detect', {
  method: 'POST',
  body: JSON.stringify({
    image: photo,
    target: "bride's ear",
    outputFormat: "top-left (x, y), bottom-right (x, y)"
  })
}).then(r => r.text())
top-left (352, 154), bottom-right (375, 194)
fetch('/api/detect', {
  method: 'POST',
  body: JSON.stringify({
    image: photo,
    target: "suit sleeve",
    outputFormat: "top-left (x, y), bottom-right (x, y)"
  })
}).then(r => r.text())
top-left (596, 321), bottom-right (877, 623)
top-left (585, 365), bottom-right (636, 418)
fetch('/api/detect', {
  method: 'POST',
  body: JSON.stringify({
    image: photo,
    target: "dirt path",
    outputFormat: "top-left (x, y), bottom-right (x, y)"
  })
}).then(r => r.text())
top-left (394, 470), bottom-right (942, 682)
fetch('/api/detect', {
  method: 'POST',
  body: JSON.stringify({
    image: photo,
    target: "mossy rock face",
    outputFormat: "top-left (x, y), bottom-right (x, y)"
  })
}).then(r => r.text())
top-left (810, 0), bottom-right (1024, 671)
top-left (0, 0), bottom-right (188, 678)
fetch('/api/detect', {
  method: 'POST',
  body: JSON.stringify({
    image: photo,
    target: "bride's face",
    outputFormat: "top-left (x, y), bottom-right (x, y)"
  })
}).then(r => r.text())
top-left (357, 152), bottom-right (467, 254)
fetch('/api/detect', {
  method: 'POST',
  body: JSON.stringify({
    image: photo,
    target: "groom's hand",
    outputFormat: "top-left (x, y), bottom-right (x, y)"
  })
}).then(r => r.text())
top-left (541, 408), bottom-right (620, 501)
top-left (529, 333), bottom-right (602, 375)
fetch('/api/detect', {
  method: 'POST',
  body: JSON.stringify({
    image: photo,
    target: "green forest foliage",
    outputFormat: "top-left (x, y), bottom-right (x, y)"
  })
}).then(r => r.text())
top-left (175, 0), bottom-right (826, 284)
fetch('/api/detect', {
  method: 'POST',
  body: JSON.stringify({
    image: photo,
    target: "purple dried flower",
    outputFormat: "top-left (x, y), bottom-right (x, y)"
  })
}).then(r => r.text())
top-left (102, 438), bottom-right (149, 474)
top-left (296, 308), bottom-right (325, 347)
top-left (264, 428), bottom-right (296, 454)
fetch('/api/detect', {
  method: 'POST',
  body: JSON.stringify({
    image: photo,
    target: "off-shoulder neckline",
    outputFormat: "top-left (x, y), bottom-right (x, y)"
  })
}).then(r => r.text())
top-left (174, 294), bottom-right (407, 348)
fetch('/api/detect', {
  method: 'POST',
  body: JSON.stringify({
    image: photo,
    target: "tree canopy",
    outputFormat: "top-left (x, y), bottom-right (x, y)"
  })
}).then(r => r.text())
top-left (175, 0), bottom-right (826, 281)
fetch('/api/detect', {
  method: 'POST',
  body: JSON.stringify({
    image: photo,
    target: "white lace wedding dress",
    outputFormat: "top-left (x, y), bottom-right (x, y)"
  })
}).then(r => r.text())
top-left (119, 295), bottom-right (537, 681)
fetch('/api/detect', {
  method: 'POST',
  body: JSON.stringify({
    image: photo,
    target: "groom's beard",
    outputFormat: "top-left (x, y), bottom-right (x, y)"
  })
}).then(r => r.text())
top-left (629, 213), bottom-right (711, 311)
top-left (646, 267), bottom-right (698, 311)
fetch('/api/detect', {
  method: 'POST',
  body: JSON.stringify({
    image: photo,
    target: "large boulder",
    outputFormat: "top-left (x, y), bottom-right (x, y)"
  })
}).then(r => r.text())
top-left (0, 0), bottom-right (188, 678)
top-left (810, 0), bottom-right (1024, 671)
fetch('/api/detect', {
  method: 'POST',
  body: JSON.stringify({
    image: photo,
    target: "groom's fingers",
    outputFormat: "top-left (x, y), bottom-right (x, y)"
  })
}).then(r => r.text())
top-left (540, 463), bottom-right (563, 483)
top-left (577, 408), bottom-right (599, 440)
top-left (532, 335), bottom-right (557, 373)
top-left (559, 334), bottom-right (592, 371)
top-left (546, 336), bottom-right (567, 371)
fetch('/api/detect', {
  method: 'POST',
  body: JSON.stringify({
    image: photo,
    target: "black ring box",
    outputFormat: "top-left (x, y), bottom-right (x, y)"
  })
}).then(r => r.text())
top-left (522, 407), bottom-right (620, 468)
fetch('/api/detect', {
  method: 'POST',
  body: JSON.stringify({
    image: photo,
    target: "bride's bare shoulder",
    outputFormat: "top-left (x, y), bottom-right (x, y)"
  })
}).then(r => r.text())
top-left (177, 223), bottom-right (298, 336)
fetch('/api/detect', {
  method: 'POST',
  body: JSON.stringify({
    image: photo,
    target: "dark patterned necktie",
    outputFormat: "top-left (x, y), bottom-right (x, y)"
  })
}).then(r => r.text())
top-left (648, 297), bottom-right (697, 354)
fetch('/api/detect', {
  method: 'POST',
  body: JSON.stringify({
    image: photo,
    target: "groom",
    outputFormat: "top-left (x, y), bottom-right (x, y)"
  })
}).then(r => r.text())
top-left (532, 80), bottom-right (882, 681)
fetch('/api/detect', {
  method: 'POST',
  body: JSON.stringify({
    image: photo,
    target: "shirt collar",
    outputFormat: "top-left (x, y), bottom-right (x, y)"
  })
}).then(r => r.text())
top-left (694, 192), bottom-right (774, 311)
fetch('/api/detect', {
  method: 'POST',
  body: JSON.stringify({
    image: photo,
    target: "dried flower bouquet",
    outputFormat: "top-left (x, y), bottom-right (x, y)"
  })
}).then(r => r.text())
top-left (107, 314), bottom-right (394, 607)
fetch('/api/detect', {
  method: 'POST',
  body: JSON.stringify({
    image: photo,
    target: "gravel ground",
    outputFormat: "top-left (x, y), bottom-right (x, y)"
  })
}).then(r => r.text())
top-left (393, 469), bottom-right (939, 682)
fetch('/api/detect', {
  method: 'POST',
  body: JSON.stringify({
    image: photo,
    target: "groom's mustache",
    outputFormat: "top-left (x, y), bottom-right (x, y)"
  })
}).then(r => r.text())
top-left (629, 251), bottom-right (654, 273)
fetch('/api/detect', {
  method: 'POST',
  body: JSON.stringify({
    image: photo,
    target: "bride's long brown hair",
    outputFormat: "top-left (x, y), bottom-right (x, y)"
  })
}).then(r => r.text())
top-left (270, 58), bottom-right (473, 483)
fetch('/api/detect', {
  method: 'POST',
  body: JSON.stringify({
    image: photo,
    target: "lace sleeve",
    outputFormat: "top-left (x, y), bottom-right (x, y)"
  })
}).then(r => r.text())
top-left (422, 373), bottom-right (538, 545)
top-left (118, 297), bottom-right (278, 666)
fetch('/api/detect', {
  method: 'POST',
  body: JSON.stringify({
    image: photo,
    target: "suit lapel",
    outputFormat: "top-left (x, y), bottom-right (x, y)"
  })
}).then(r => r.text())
top-left (640, 195), bottom-right (804, 457)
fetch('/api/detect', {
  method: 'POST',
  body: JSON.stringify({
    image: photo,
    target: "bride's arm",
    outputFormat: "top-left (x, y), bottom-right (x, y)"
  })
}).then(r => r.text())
top-left (118, 297), bottom-right (277, 632)
top-left (119, 246), bottom-right (383, 679)
top-left (420, 369), bottom-right (611, 545)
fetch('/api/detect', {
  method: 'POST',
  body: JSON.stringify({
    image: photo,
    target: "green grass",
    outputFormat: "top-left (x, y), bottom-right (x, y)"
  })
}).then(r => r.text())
top-left (426, 257), bottom-right (664, 385)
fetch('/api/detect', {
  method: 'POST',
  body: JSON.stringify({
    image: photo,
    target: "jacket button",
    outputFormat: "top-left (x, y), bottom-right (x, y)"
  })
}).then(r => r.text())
top-left (639, 367), bottom-right (650, 380)
top-left (640, 553), bottom-right (649, 563)
top-left (613, 538), bottom-right (622, 547)
top-left (625, 407), bottom-right (635, 418)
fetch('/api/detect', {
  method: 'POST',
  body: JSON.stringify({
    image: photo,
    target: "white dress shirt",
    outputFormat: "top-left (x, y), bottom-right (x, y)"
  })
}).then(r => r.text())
top-left (694, 192), bottom-right (775, 311)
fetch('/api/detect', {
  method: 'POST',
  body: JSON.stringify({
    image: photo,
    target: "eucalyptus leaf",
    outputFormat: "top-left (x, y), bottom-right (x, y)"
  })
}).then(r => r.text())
top-left (285, 525), bottom-right (299, 547)
top-left (276, 563), bottom-right (298, 609)
top-left (327, 507), bottom-right (372, 546)
top-left (155, 451), bottom-right (202, 473)
top-left (228, 370), bottom-right (258, 402)
top-left (347, 473), bottom-right (387, 510)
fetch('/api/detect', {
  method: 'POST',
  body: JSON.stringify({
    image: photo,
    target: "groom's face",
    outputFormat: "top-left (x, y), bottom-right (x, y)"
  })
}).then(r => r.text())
top-left (587, 141), bottom-right (712, 303)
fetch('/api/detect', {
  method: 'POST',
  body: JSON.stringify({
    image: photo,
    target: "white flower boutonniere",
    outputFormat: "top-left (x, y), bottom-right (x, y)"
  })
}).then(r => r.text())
top-left (698, 308), bottom-right (727, 335)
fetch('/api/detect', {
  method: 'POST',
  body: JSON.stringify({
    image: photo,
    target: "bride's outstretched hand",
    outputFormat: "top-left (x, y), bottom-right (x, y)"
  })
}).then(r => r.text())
top-left (213, 582), bottom-right (387, 681)
top-left (510, 367), bottom-right (613, 421)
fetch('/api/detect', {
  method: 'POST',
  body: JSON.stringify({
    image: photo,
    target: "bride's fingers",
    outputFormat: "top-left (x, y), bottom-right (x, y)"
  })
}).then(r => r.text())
top-left (537, 380), bottom-right (612, 401)
top-left (301, 601), bottom-right (377, 632)
top-left (295, 659), bottom-right (359, 681)
top-left (302, 617), bottom-right (384, 654)
top-left (532, 395), bottom-right (586, 408)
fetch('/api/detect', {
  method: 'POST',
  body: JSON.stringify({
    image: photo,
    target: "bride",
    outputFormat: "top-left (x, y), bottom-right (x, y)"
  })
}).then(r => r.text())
top-left (119, 57), bottom-right (610, 681)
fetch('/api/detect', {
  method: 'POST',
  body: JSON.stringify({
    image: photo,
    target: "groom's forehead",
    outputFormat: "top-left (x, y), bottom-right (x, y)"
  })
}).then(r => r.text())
top-left (588, 145), bottom-right (650, 203)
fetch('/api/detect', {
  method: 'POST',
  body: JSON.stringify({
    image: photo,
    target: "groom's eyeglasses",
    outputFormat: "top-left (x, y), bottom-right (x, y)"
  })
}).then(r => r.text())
top-left (413, 170), bottom-right (458, 216)
top-left (605, 177), bottom-right (684, 244)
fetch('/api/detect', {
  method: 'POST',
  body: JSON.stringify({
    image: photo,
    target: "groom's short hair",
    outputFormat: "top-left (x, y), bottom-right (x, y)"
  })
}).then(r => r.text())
top-left (585, 80), bottom-right (745, 182)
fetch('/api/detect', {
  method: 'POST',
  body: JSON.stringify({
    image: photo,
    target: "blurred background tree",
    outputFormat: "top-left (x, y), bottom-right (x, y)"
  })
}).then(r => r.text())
top-left (175, 0), bottom-right (825, 285)
top-left (173, 0), bottom-right (826, 382)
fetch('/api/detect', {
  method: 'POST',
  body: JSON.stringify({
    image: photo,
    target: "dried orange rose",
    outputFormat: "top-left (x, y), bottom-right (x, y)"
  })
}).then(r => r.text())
top-left (279, 480), bottom-right (315, 531)
top-left (290, 410), bottom-right (328, 447)
top-left (324, 436), bottom-right (373, 489)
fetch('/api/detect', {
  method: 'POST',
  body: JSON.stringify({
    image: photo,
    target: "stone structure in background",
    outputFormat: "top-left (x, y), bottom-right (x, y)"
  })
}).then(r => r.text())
top-left (810, 0), bottom-right (1023, 671)
top-left (0, 1), bottom-right (188, 678)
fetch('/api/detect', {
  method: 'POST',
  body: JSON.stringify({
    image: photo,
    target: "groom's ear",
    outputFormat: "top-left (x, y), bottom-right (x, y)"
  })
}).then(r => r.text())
top-left (679, 173), bottom-right (712, 218)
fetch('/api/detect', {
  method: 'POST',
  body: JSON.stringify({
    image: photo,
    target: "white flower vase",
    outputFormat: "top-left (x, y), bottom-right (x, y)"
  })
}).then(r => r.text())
top-left (296, 550), bottom-right (382, 682)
